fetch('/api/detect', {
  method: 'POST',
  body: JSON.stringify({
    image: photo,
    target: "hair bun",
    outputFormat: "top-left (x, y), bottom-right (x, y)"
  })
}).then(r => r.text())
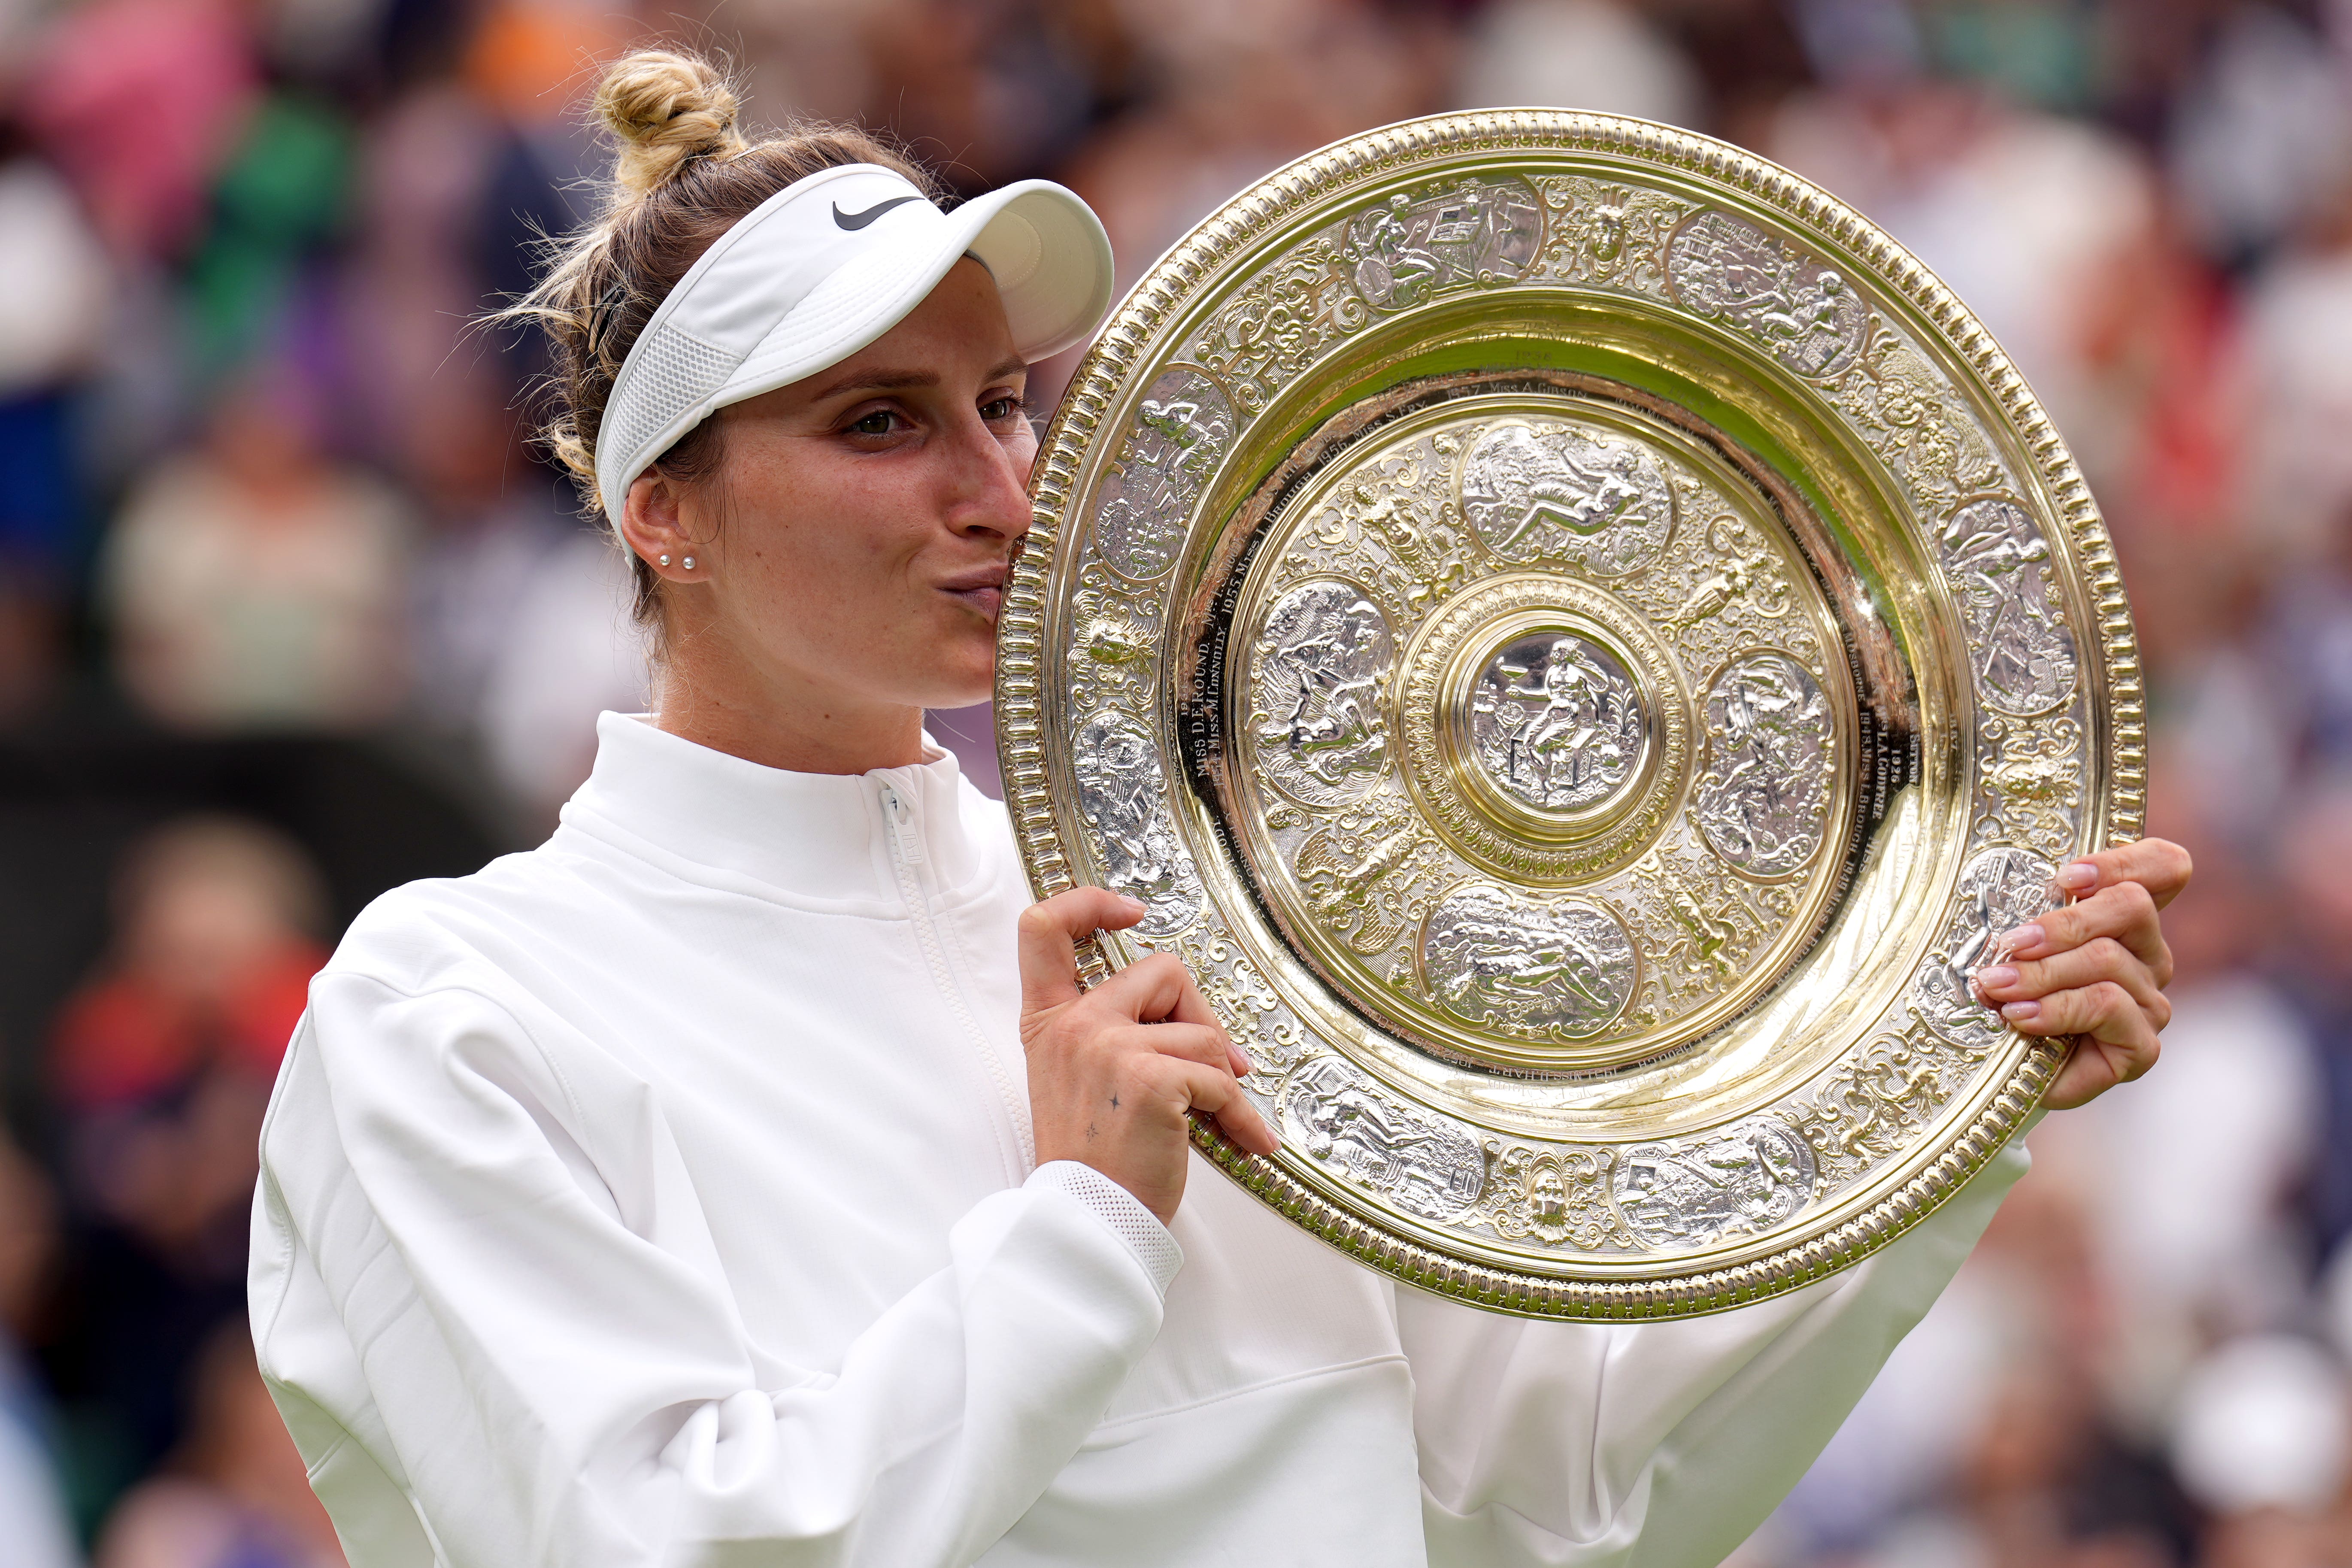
top-left (595, 49), bottom-right (749, 202)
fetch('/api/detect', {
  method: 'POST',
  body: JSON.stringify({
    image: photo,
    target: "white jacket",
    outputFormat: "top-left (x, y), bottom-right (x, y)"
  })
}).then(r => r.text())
top-left (250, 711), bottom-right (2028, 1568)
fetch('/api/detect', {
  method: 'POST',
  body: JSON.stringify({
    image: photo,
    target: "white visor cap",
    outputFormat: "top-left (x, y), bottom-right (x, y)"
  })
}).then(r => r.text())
top-left (594, 162), bottom-right (1114, 525)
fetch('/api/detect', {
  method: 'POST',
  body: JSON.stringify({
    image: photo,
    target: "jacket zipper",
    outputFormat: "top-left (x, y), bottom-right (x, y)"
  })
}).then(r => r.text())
top-left (878, 781), bottom-right (1035, 1174)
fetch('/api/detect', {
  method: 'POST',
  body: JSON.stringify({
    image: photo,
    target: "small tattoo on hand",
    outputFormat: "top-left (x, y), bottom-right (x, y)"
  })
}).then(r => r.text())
top-left (1109, 1093), bottom-right (1121, 1110)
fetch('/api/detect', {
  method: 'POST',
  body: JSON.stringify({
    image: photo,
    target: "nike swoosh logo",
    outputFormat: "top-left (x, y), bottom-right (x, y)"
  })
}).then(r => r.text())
top-left (833, 195), bottom-right (921, 230)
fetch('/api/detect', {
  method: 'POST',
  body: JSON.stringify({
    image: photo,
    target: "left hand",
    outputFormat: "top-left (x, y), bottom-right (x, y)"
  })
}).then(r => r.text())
top-left (1971, 838), bottom-right (2192, 1110)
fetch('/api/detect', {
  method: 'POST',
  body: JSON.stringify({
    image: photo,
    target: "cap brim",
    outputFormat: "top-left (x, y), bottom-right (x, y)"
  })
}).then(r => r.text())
top-left (722, 179), bottom-right (1114, 407)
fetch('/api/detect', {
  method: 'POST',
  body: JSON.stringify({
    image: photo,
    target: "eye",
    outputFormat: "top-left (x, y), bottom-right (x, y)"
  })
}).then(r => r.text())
top-left (980, 394), bottom-right (1027, 423)
top-left (850, 409), bottom-right (900, 437)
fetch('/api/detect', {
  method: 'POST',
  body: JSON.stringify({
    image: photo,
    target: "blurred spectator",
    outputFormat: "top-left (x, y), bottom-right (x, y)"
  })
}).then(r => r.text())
top-left (91, 1324), bottom-right (341, 1568)
top-left (473, 525), bottom-right (649, 826)
top-left (100, 361), bottom-right (415, 732)
top-left (2168, 1336), bottom-right (2349, 1568)
top-left (17, 0), bottom-right (256, 261)
top-left (0, 1137), bottom-right (79, 1568)
top-left (44, 817), bottom-right (326, 1484)
top-left (2280, 782), bottom-right (2352, 1260)
top-left (2236, 188), bottom-right (2352, 563)
top-left (1455, 0), bottom-right (1703, 127)
top-left (0, 107), bottom-right (111, 721)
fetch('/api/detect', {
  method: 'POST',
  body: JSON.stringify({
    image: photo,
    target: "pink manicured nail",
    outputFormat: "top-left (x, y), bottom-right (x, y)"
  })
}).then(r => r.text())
top-left (1236, 1046), bottom-right (1256, 1075)
top-left (2003, 923), bottom-right (2045, 953)
top-left (1976, 965), bottom-right (2018, 990)
top-left (2001, 1000), bottom-right (2041, 1021)
top-left (1118, 895), bottom-right (1147, 913)
top-left (2059, 861), bottom-right (2099, 891)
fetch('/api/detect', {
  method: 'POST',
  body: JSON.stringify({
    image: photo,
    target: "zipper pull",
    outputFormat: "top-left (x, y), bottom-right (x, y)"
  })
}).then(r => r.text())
top-left (879, 782), bottom-right (925, 865)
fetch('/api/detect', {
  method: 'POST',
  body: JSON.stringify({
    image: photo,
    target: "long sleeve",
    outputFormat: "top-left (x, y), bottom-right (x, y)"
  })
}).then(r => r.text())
top-left (249, 972), bottom-right (1173, 1568)
top-left (1402, 1136), bottom-right (2032, 1567)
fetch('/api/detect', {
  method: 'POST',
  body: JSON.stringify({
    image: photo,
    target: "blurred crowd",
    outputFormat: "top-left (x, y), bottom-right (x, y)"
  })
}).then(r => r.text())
top-left (0, 0), bottom-right (2348, 1564)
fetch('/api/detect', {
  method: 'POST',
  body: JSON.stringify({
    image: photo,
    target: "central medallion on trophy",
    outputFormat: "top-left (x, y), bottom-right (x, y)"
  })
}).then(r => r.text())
top-left (1466, 631), bottom-right (1645, 816)
top-left (1211, 378), bottom-right (1856, 1075)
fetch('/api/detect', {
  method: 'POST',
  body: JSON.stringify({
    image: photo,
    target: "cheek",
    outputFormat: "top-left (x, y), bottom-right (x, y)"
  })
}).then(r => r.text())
top-left (721, 454), bottom-right (932, 629)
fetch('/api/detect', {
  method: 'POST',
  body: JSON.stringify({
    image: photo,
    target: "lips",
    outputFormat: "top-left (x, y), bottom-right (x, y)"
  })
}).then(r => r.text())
top-left (939, 565), bottom-right (1009, 622)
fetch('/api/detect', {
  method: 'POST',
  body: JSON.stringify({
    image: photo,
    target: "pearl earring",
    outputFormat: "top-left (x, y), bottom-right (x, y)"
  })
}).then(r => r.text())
top-left (657, 553), bottom-right (670, 567)
top-left (682, 555), bottom-right (697, 571)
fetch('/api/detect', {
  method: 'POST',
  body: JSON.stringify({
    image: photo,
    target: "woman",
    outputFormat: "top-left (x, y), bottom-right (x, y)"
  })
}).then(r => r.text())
top-left (250, 50), bottom-right (2190, 1568)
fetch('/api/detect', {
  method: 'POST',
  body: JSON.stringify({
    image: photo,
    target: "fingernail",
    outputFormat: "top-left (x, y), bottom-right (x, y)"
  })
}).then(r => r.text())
top-left (1976, 965), bottom-right (2018, 990)
top-left (2001, 1000), bottom-right (2041, 1021)
top-left (1118, 895), bottom-right (1147, 913)
top-left (2060, 861), bottom-right (2098, 890)
top-left (1236, 1046), bottom-right (1255, 1075)
top-left (2003, 923), bottom-right (2045, 953)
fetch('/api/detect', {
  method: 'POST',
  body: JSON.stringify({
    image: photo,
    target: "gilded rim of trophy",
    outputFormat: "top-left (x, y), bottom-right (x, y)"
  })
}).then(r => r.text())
top-left (996, 109), bottom-right (2144, 1319)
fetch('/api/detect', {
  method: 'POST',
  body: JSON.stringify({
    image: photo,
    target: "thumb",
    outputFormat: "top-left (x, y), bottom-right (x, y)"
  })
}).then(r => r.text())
top-left (1017, 887), bottom-right (1146, 1016)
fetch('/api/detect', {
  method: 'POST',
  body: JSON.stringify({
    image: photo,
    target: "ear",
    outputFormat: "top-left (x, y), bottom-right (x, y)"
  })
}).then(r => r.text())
top-left (615, 470), bottom-right (702, 581)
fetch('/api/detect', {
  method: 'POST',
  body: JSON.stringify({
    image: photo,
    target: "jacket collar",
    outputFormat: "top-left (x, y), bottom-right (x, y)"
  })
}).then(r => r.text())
top-left (558, 712), bottom-right (993, 907)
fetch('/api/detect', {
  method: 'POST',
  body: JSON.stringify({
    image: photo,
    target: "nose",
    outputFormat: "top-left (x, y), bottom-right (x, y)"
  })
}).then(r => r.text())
top-left (943, 405), bottom-right (1035, 546)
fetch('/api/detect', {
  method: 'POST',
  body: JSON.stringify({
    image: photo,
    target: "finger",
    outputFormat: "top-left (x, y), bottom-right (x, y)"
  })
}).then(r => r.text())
top-left (2002, 879), bottom-right (2170, 980)
top-left (1087, 952), bottom-right (1200, 1024)
top-left (2043, 1028), bottom-right (2162, 1110)
top-left (2054, 838), bottom-right (2192, 911)
top-left (1996, 980), bottom-right (2160, 1110)
top-left (1101, 1022), bottom-right (1232, 1072)
top-left (1018, 888), bottom-right (1146, 1014)
top-left (1161, 1058), bottom-right (1280, 1156)
top-left (1973, 937), bottom-right (2166, 1024)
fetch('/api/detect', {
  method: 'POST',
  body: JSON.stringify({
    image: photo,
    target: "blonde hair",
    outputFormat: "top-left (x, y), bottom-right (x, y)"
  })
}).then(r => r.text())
top-left (498, 49), bottom-right (943, 636)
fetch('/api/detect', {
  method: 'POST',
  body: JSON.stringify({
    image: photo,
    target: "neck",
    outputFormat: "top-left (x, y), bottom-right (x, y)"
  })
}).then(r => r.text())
top-left (652, 643), bottom-right (930, 776)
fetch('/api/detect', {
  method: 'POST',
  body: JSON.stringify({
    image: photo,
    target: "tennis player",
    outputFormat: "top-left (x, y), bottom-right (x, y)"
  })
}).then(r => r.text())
top-left (249, 49), bottom-right (2190, 1568)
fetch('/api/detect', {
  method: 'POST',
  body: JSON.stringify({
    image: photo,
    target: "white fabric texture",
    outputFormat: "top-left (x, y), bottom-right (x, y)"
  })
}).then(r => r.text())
top-left (250, 710), bottom-right (2032, 1568)
top-left (1028, 1161), bottom-right (1184, 1293)
top-left (594, 164), bottom-right (1113, 523)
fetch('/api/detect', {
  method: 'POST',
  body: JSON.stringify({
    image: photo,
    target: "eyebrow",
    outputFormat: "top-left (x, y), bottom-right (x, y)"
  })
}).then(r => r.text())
top-left (809, 358), bottom-right (1029, 403)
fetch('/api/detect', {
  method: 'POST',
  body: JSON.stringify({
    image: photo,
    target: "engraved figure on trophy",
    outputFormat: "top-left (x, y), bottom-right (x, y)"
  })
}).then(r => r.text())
top-left (1091, 367), bottom-right (1234, 581)
top-left (1937, 497), bottom-right (2079, 715)
top-left (1468, 633), bottom-right (1646, 812)
top-left (1280, 1057), bottom-right (1485, 1219)
top-left (1665, 209), bottom-right (1868, 379)
top-left (1251, 580), bottom-right (1397, 806)
top-left (1419, 883), bottom-right (1638, 1039)
top-left (1613, 1120), bottom-right (1817, 1248)
top-left (1458, 421), bottom-right (1674, 575)
top-left (1072, 710), bottom-right (1203, 939)
top-left (1913, 846), bottom-right (2061, 1051)
top-left (1694, 652), bottom-right (1834, 877)
top-left (1343, 179), bottom-right (1540, 311)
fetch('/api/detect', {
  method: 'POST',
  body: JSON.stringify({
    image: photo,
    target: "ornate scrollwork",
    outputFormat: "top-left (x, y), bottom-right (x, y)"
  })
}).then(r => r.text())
top-left (1791, 1023), bottom-right (1971, 1189)
top-left (1975, 711), bottom-right (2086, 859)
top-left (1188, 227), bottom-right (1365, 416)
top-left (1528, 176), bottom-right (1688, 294)
top-left (1476, 1142), bottom-right (1634, 1249)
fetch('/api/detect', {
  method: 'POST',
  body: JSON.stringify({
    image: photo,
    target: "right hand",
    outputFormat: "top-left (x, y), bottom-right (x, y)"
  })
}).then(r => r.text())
top-left (1018, 887), bottom-right (1280, 1224)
